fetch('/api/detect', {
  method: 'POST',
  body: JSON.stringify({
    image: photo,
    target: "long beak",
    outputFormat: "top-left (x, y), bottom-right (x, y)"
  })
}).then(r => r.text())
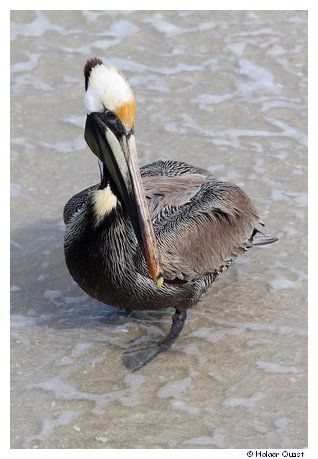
top-left (85, 113), bottom-right (164, 288)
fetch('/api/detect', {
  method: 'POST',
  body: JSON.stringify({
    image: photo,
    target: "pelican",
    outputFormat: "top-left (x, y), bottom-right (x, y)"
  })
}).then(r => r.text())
top-left (64, 58), bottom-right (277, 370)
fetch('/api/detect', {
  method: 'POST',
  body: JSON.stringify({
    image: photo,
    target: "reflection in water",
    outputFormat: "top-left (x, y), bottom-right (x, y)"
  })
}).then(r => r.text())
top-left (11, 10), bottom-right (307, 448)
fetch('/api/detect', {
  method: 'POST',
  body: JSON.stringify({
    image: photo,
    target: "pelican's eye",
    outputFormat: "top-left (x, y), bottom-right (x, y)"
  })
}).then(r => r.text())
top-left (101, 109), bottom-right (125, 138)
top-left (106, 110), bottom-right (117, 122)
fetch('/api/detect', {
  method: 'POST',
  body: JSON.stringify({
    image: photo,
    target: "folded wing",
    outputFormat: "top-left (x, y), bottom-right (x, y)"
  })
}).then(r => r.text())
top-left (141, 164), bottom-right (260, 281)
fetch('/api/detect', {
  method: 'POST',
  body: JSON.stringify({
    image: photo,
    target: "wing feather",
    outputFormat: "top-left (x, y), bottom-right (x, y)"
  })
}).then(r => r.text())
top-left (142, 172), bottom-right (260, 281)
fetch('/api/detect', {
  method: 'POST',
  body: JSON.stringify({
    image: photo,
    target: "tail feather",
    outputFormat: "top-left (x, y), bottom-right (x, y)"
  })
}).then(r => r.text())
top-left (251, 228), bottom-right (278, 247)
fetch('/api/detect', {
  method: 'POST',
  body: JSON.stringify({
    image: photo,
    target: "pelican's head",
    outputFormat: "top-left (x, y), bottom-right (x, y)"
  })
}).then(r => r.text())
top-left (84, 58), bottom-right (135, 133)
top-left (83, 58), bottom-right (163, 288)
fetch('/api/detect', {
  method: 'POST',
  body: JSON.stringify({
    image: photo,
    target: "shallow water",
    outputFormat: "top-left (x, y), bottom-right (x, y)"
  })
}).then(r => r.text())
top-left (10, 10), bottom-right (307, 449)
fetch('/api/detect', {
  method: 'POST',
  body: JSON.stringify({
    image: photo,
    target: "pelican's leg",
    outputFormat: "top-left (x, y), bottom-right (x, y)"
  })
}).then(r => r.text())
top-left (159, 310), bottom-right (187, 350)
top-left (122, 309), bottom-right (187, 371)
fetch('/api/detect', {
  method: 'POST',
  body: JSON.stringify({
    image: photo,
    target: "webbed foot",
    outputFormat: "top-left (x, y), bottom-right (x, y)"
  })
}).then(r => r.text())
top-left (122, 343), bottom-right (162, 371)
top-left (122, 310), bottom-right (187, 370)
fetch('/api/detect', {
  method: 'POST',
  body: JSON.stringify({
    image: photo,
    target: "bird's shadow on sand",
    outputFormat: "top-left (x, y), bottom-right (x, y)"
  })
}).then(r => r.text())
top-left (10, 218), bottom-right (172, 342)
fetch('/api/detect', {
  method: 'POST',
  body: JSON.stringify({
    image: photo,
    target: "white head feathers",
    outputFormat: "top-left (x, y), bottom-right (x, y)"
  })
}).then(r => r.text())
top-left (84, 58), bottom-right (135, 131)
